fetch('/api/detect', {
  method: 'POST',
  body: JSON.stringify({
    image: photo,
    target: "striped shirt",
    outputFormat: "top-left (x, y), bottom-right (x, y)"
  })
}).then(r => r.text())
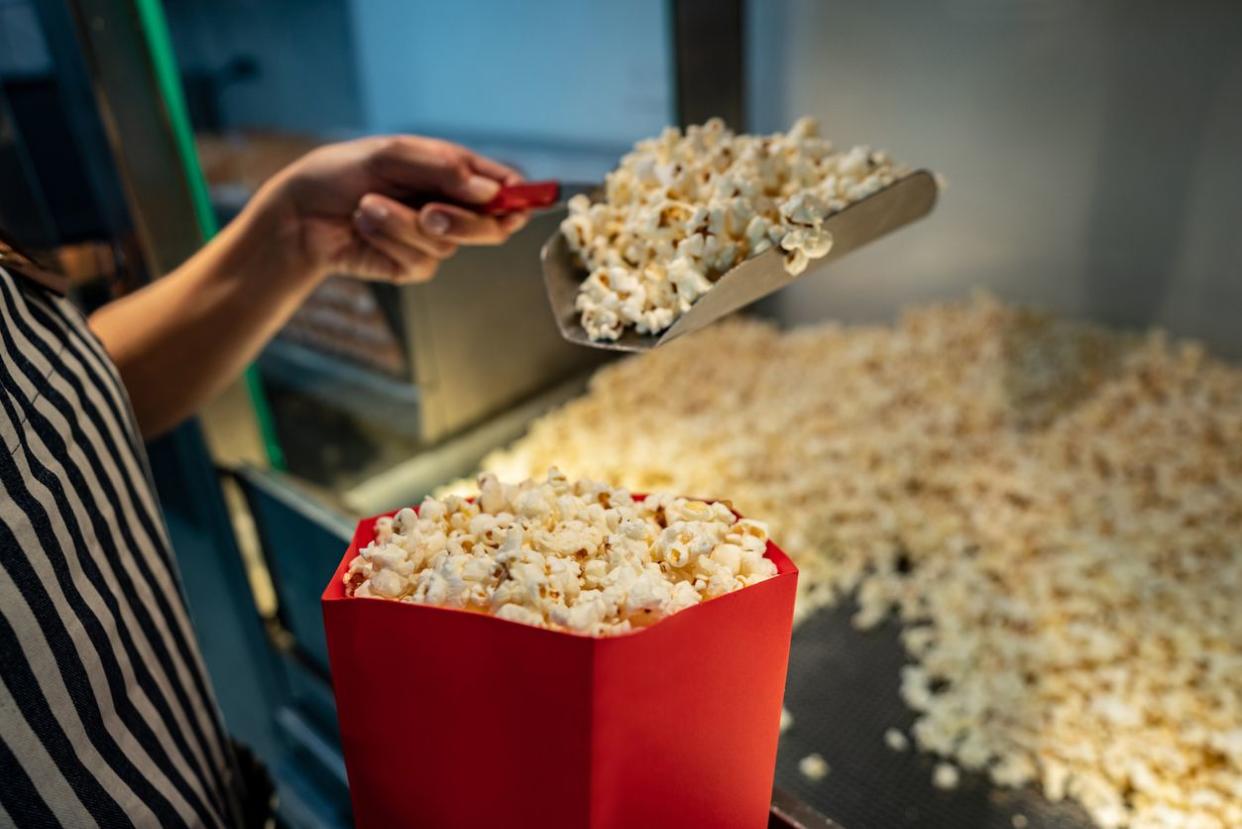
top-left (0, 265), bottom-right (240, 827)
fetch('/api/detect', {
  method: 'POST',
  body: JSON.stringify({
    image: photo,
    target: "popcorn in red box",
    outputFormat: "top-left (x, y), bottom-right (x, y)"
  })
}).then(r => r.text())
top-left (344, 469), bottom-right (778, 636)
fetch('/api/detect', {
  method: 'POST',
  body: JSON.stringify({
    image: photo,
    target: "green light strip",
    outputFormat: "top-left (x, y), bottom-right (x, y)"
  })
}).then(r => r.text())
top-left (133, 0), bottom-right (286, 470)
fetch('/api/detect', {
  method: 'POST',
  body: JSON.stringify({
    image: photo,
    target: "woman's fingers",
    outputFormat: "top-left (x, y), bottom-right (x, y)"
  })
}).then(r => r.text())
top-left (467, 151), bottom-right (524, 186)
top-left (372, 136), bottom-right (529, 201)
top-left (500, 211), bottom-right (530, 235)
top-left (356, 230), bottom-right (439, 283)
top-left (349, 191), bottom-right (525, 282)
top-left (355, 193), bottom-right (457, 258)
top-left (417, 202), bottom-right (531, 245)
top-left (363, 230), bottom-right (436, 282)
top-left (342, 244), bottom-right (404, 283)
top-left (352, 193), bottom-right (453, 283)
top-left (372, 137), bottom-right (503, 205)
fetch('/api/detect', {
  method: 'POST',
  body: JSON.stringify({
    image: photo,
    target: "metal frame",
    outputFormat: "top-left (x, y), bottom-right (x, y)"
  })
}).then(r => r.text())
top-left (26, 0), bottom-right (131, 234)
top-left (54, 0), bottom-right (204, 275)
top-left (671, 0), bottom-right (746, 129)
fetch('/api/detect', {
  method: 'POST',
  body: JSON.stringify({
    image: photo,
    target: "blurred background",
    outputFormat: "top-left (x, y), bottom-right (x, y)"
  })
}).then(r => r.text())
top-left (1, 1), bottom-right (1239, 826)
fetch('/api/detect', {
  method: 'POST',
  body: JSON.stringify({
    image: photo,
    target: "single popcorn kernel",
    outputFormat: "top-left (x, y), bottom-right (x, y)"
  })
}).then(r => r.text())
top-left (933, 763), bottom-right (961, 791)
top-left (799, 753), bottom-right (830, 782)
top-left (563, 117), bottom-right (912, 341)
top-left (345, 470), bottom-right (778, 635)
top-left (884, 728), bottom-right (910, 753)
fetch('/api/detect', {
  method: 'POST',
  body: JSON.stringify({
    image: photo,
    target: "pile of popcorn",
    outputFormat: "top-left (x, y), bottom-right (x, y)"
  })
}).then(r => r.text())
top-left (453, 295), bottom-right (1242, 829)
top-left (344, 470), bottom-right (777, 636)
top-left (562, 117), bottom-right (911, 340)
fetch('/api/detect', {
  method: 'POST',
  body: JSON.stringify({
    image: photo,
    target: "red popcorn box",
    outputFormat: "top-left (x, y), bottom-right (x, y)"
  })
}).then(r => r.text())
top-left (321, 501), bottom-right (798, 829)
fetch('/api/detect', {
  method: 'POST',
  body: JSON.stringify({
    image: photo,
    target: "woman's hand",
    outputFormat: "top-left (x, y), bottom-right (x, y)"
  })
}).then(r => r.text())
top-left (258, 135), bottom-right (530, 284)
top-left (93, 135), bottom-right (530, 436)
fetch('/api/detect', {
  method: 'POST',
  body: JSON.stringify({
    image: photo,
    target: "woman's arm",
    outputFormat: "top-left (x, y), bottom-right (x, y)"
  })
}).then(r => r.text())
top-left (90, 136), bottom-right (527, 438)
top-left (88, 194), bottom-right (318, 438)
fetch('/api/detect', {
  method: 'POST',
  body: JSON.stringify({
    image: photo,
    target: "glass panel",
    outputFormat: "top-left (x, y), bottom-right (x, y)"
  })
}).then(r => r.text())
top-left (351, 1), bottom-right (672, 150)
top-left (747, 0), bottom-right (1242, 357)
top-left (165, 0), bottom-right (673, 178)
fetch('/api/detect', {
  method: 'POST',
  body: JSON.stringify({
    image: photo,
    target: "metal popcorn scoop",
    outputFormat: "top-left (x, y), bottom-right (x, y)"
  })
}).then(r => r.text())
top-left (523, 170), bottom-right (938, 353)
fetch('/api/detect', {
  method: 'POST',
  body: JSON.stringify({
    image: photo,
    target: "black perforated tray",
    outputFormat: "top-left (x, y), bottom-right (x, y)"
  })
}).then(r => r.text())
top-left (773, 600), bottom-right (1095, 829)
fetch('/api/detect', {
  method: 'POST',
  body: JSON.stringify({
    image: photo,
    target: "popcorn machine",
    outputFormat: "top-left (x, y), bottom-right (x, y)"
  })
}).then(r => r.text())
top-left (13, 0), bottom-right (1240, 827)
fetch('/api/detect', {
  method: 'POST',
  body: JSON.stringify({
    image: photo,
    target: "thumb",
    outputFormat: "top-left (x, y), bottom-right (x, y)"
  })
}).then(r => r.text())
top-left (435, 163), bottom-right (502, 204)
top-left (372, 138), bottom-right (505, 204)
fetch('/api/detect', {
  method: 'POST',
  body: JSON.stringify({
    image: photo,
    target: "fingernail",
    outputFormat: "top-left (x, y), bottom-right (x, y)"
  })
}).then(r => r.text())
top-left (421, 209), bottom-right (451, 236)
top-left (462, 175), bottom-right (500, 202)
top-left (356, 199), bottom-right (388, 235)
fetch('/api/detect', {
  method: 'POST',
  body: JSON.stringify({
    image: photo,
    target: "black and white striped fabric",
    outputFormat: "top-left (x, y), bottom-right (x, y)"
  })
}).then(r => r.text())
top-left (0, 265), bottom-right (239, 828)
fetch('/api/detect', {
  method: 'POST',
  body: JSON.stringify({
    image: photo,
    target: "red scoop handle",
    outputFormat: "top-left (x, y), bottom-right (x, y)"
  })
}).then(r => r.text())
top-left (480, 181), bottom-right (561, 215)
